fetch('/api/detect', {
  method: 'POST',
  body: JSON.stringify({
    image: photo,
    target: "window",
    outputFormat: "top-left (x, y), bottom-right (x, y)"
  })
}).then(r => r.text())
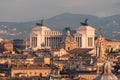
top-left (31, 37), bottom-right (37, 48)
top-left (68, 47), bottom-right (70, 50)
top-left (76, 37), bottom-right (82, 48)
top-left (30, 72), bottom-right (32, 75)
top-left (35, 72), bottom-right (37, 75)
top-left (45, 72), bottom-right (46, 74)
top-left (88, 37), bottom-right (93, 47)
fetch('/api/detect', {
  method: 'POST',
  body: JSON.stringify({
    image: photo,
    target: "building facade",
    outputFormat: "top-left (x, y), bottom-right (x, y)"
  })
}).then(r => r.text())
top-left (13, 39), bottom-right (26, 50)
top-left (11, 65), bottom-right (51, 77)
top-left (0, 41), bottom-right (13, 52)
top-left (95, 35), bottom-right (120, 53)
top-left (30, 23), bottom-right (95, 50)
top-left (3, 41), bottom-right (13, 52)
top-left (60, 30), bottom-right (77, 51)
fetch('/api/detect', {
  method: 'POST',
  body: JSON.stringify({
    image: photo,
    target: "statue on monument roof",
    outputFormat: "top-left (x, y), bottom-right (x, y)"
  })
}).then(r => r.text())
top-left (81, 18), bottom-right (88, 26)
top-left (36, 19), bottom-right (44, 26)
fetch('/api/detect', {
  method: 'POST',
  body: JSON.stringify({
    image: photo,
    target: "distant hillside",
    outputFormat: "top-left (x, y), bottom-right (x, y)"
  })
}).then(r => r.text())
top-left (0, 13), bottom-right (120, 40)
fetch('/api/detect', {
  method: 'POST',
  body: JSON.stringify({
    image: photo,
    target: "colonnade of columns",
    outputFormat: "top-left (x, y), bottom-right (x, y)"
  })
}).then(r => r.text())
top-left (45, 36), bottom-right (62, 48)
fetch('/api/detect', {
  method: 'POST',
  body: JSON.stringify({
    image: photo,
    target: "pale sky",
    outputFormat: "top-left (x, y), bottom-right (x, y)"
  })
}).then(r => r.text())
top-left (0, 0), bottom-right (120, 22)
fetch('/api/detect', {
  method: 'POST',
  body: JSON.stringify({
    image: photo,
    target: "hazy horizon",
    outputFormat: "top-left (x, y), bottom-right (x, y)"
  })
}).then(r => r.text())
top-left (0, 0), bottom-right (120, 22)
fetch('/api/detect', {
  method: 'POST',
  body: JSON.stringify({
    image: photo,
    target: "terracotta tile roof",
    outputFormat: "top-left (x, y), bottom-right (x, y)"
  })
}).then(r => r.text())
top-left (60, 54), bottom-right (70, 58)
top-left (69, 48), bottom-right (93, 53)
top-left (51, 49), bottom-right (60, 52)
top-left (11, 64), bottom-right (51, 70)
top-left (36, 49), bottom-right (51, 52)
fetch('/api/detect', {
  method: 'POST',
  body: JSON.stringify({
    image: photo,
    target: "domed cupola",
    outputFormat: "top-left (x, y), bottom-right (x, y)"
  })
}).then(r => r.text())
top-left (94, 60), bottom-right (118, 80)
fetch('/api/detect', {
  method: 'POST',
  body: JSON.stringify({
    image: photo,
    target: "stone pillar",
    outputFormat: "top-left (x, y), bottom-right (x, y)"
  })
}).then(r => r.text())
top-left (48, 37), bottom-right (50, 47)
top-left (78, 37), bottom-right (80, 47)
top-left (97, 65), bottom-right (100, 74)
top-left (47, 37), bottom-right (48, 46)
top-left (44, 37), bottom-right (46, 46)
top-left (108, 63), bottom-right (112, 74)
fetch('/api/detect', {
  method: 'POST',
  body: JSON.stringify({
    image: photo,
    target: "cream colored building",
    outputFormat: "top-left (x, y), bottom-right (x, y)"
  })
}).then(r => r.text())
top-left (51, 48), bottom-right (69, 57)
top-left (95, 35), bottom-right (120, 53)
top-left (30, 23), bottom-right (95, 50)
top-left (74, 26), bottom-right (95, 48)
top-left (11, 64), bottom-right (51, 77)
top-left (30, 24), bottom-right (62, 50)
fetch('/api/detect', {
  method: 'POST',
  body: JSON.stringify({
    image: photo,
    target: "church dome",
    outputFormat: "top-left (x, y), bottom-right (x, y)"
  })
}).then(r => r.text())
top-left (94, 61), bottom-right (118, 80)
